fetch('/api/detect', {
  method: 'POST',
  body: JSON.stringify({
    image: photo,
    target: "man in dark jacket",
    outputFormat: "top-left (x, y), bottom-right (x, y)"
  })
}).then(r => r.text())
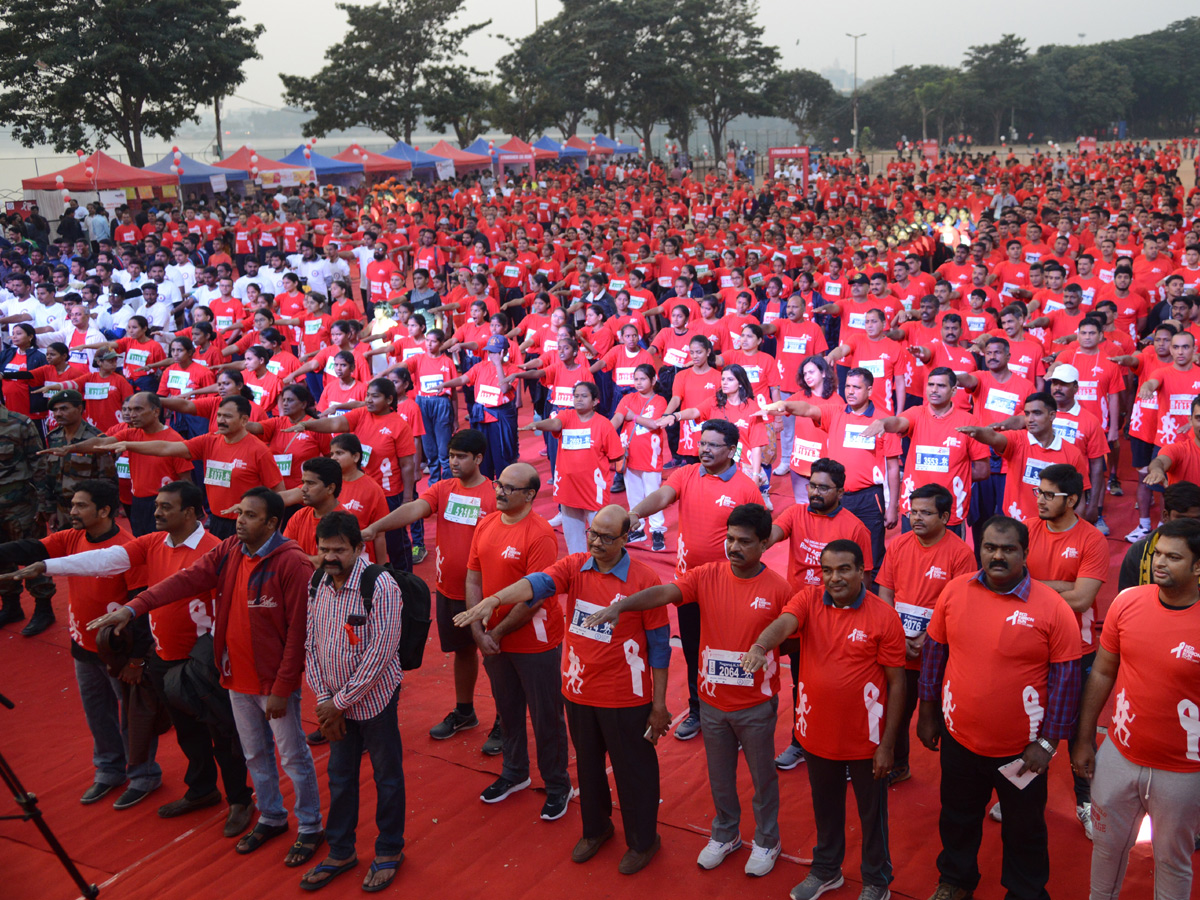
top-left (88, 487), bottom-right (324, 867)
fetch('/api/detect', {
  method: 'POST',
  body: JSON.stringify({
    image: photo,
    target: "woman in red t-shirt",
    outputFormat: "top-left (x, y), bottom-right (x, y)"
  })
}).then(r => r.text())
top-left (316, 351), bottom-right (366, 414)
top-left (612, 364), bottom-right (669, 548)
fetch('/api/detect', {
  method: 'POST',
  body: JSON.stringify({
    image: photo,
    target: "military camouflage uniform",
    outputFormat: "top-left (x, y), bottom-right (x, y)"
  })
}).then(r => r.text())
top-left (47, 420), bottom-right (116, 529)
top-left (0, 405), bottom-right (55, 612)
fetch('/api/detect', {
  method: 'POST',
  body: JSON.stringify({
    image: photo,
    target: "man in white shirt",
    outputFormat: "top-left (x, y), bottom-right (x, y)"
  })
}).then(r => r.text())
top-left (233, 258), bottom-right (264, 301)
top-left (136, 283), bottom-right (175, 333)
top-left (258, 251), bottom-right (294, 296)
top-left (165, 247), bottom-right (196, 294)
top-left (287, 241), bottom-right (333, 294)
top-left (145, 262), bottom-right (183, 311)
top-left (322, 242), bottom-right (350, 289)
top-left (348, 233), bottom-right (377, 303)
top-left (41, 302), bottom-right (107, 368)
top-left (96, 291), bottom-right (137, 338)
top-left (29, 283), bottom-right (68, 333)
top-left (113, 258), bottom-right (149, 293)
top-left (188, 267), bottom-right (221, 307)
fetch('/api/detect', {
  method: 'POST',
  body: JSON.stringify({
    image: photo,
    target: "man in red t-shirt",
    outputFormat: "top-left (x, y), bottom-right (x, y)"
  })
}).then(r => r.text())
top-left (456, 505), bottom-right (669, 873)
top-left (464, 462), bottom-right (571, 818)
top-left (587, 503), bottom-right (793, 877)
top-left (362, 429), bottom-right (501, 751)
top-left (917, 517), bottom-right (1080, 900)
top-left (1073, 519), bottom-right (1200, 900)
top-left (744, 538), bottom-right (905, 899)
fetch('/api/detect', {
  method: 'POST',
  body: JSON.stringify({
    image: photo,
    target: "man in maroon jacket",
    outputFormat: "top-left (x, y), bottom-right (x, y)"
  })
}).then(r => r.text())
top-left (89, 487), bottom-right (323, 867)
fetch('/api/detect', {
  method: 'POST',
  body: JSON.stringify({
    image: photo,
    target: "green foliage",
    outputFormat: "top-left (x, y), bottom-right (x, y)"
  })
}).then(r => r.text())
top-left (280, 0), bottom-right (487, 144)
top-left (0, 0), bottom-right (262, 166)
top-left (766, 69), bottom-right (837, 141)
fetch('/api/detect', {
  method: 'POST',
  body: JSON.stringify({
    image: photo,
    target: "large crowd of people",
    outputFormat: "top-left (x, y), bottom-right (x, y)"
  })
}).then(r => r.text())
top-left (2, 137), bottom-right (1200, 899)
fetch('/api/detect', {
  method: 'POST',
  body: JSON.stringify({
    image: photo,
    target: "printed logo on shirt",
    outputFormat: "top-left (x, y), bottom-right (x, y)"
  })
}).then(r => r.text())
top-left (1005, 610), bottom-right (1036, 628)
top-left (1060, 547), bottom-right (1079, 559)
top-left (714, 495), bottom-right (736, 508)
top-left (925, 566), bottom-right (947, 580)
top-left (846, 628), bottom-right (869, 643)
top-left (749, 596), bottom-right (771, 610)
top-left (1170, 641), bottom-right (1200, 663)
top-left (250, 594), bottom-right (278, 609)
top-left (501, 546), bottom-right (521, 560)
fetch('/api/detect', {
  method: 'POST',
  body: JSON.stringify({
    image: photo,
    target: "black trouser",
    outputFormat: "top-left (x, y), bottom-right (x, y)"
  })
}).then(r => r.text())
top-left (565, 699), bottom-right (659, 851)
top-left (131, 495), bottom-right (158, 537)
top-left (677, 601), bottom-right (700, 717)
top-left (207, 515), bottom-right (237, 540)
top-left (842, 485), bottom-right (885, 580)
top-left (805, 751), bottom-right (892, 887)
top-left (482, 647), bottom-right (571, 795)
top-left (893, 668), bottom-right (920, 770)
top-left (937, 730), bottom-right (1050, 900)
top-left (145, 652), bottom-right (252, 806)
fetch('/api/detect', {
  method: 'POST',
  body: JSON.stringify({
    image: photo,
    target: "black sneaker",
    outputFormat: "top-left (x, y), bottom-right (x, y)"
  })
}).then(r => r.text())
top-left (412, 545), bottom-right (428, 565)
top-left (429, 708), bottom-right (479, 740)
top-left (674, 713), bottom-right (701, 741)
top-left (540, 790), bottom-right (571, 821)
top-left (480, 775), bottom-right (531, 803)
top-left (306, 727), bottom-right (328, 746)
top-left (651, 532), bottom-right (666, 552)
top-left (626, 527), bottom-right (647, 545)
top-left (482, 717), bottom-right (503, 756)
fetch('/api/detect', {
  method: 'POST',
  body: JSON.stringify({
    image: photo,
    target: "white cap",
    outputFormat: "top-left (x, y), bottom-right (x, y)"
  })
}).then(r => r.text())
top-left (1050, 364), bottom-right (1079, 384)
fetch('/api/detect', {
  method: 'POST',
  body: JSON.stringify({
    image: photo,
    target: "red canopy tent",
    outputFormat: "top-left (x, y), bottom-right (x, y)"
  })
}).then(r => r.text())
top-left (426, 140), bottom-right (492, 170)
top-left (22, 150), bottom-right (178, 191)
top-left (497, 136), bottom-right (556, 162)
top-left (332, 144), bottom-right (412, 175)
top-left (565, 136), bottom-right (612, 157)
top-left (215, 145), bottom-right (314, 188)
top-left (214, 145), bottom-right (303, 172)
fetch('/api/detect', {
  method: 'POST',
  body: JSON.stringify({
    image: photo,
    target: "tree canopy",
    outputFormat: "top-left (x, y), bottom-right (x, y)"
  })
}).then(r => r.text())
top-left (0, 0), bottom-right (262, 166)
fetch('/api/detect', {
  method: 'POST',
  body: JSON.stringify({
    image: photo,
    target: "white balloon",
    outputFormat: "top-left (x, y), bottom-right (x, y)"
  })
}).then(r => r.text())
top-left (55, 175), bottom-right (64, 184)
top-left (250, 154), bottom-right (258, 163)
top-left (251, 166), bottom-right (259, 175)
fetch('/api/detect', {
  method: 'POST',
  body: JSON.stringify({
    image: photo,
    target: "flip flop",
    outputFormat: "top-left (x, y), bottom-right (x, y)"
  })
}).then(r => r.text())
top-left (299, 857), bottom-right (358, 893)
top-left (361, 855), bottom-right (404, 893)
top-left (235, 822), bottom-right (288, 855)
top-left (285, 830), bottom-right (326, 868)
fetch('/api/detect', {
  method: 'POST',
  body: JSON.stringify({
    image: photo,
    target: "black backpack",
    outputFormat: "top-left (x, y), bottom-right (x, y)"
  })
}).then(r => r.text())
top-left (309, 563), bottom-right (432, 671)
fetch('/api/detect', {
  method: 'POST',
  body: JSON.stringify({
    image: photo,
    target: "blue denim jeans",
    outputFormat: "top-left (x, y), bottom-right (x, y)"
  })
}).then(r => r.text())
top-left (416, 395), bottom-right (453, 485)
top-left (325, 687), bottom-right (406, 859)
top-left (74, 657), bottom-right (162, 791)
top-left (228, 689), bottom-right (322, 833)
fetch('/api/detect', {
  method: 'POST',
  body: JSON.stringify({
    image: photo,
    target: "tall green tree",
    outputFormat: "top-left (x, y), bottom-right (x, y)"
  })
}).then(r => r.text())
top-left (422, 68), bottom-right (492, 147)
top-left (280, 0), bottom-right (487, 144)
top-left (963, 34), bottom-right (1032, 144)
top-left (766, 68), bottom-right (836, 141)
top-left (908, 66), bottom-right (961, 142)
top-left (0, 0), bottom-right (262, 166)
top-left (492, 22), bottom-right (588, 141)
top-left (1065, 55), bottom-right (1134, 136)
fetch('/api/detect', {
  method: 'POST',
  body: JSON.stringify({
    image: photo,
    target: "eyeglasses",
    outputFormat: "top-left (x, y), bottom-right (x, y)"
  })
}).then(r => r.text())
top-left (697, 439), bottom-right (732, 451)
top-left (585, 528), bottom-right (623, 546)
top-left (1030, 488), bottom-right (1070, 499)
top-left (492, 481), bottom-right (533, 496)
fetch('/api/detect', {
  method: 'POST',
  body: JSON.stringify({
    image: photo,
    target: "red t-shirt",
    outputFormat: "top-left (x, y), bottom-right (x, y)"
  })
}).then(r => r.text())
top-left (1147, 364), bottom-right (1200, 447)
top-left (259, 416), bottom-right (329, 490)
top-left (225, 555), bottom-right (263, 693)
top-left (49, 527), bottom-right (145, 653)
top-left (406, 353), bottom-right (458, 398)
top-left (875, 530), bottom-right (976, 670)
top-left (185, 433), bottom-right (282, 519)
top-left (419, 478), bottom-right (497, 599)
top-left (664, 463), bottom-right (763, 576)
top-left (674, 561), bottom-right (793, 712)
top-left (773, 504), bottom-right (873, 590)
top-left (615, 392), bottom-right (668, 473)
top-left (968, 371), bottom-right (1035, 426)
top-left (338, 474), bottom-right (390, 539)
top-left (927, 574), bottom-right (1080, 757)
top-left (341, 407), bottom-right (414, 497)
top-left (111, 425), bottom-right (194, 498)
top-left (467, 511), bottom-right (563, 654)
top-left (543, 552), bottom-right (668, 708)
top-left (901, 405), bottom-right (989, 525)
top-left (552, 410), bottom-right (623, 512)
top-left (815, 400), bottom-right (902, 493)
top-left (785, 587), bottom-right (906, 759)
top-left (1026, 518), bottom-right (1109, 654)
top-left (999, 431), bottom-right (1089, 524)
top-left (1100, 585), bottom-right (1200, 772)
top-left (124, 528), bottom-right (222, 660)
top-left (671, 366), bottom-right (721, 454)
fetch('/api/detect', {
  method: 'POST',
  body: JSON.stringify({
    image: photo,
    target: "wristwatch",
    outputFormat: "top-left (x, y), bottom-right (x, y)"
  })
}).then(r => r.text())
top-left (1035, 736), bottom-right (1054, 754)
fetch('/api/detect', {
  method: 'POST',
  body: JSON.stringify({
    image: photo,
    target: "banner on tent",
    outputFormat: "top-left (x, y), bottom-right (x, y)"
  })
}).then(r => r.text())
top-left (922, 140), bottom-right (939, 161)
top-left (99, 190), bottom-right (126, 213)
top-left (258, 168), bottom-right (315, 188)
top-left (435, 160), bottom-right (455, 180)
top-left (209, 174), bottom-right (227, 192)
top-left (4, 201), bottom-right (33, 219)
top-left (767, 146), bottom-right (811, 191)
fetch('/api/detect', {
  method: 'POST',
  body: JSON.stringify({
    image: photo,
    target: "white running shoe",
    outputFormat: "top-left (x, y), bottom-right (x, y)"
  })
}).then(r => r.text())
top-left (1077, 802), bottom-right (1093, 841)
top-left (696, 836), bottom-right (742, 869)
top-left (1124, 524), bottom-right (1151, 543)
top-left (744, 840), bottom-right (781, 877)
top-left (548, 512), bottom-right (563, 527)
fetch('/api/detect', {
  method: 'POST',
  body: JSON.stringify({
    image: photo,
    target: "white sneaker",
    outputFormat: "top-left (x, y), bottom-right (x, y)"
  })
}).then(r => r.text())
top-left (772, 463), bottom-right (791, 476)
top-left (696, 836), bottom-right (742, 869)
top-left (548, 512), bottom-right (563, 527)
top-left (988, 801), bottom-right (1002, 822)
top-left (1095, 515), bottom-right (1110, 536)
top-left (1077, 802), bottom-right (1093, 841)
top-left (744, 840), bottom-right (781, 876)
top-left (1124, 524), bottom-right (1151, 543)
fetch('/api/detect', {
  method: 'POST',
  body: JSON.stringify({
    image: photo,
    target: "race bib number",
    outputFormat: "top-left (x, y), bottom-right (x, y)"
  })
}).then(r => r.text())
top-left (1002, 282), bottom-right (1021, 297)
top-left (743, 365), bottom-right (762, 383)
top-left (503, 265), bottom-right (520, 279)
top-left (783, 335), bottom-right (808, 354)
top-left (215, 316), bottom-right (234, 330)
top-left (247, 383), bottom-right (265, 405)
top-left (304, 318), bottom-right (322, 336)
top-left (966, 316), bottom-right (987, 334)
top-left (663, 347), bottom-right (688, 367)
top-left (125, 349), bottom-right (150, 368)
top-left (568, 599), bottom-right (613, 643)
top-left (614, 367), bottom-right (635, 386)
top-left (444, 492), bottom-right (482, 525)
top-left (914, 444), bottom-right (950, 472)
top-left (324, 355), bottom-right (339, 377)
top-left (476, 385), bottom-right (501, 407)
top-left (402, 347), bottom-right (423, 361)
top-left (203, 459), bottom-right (234, 488)
top-left (1052, 418), bottom-right (1080, 444)
top-left (657, 276), bottom-right (672, 288)
top-left (552, 385), bottom-right (575, 407)
top-left (562, 428), bottom-right (592, 450)
top-left (83, 382), bottom-right (109, 401)
top-left (894, 602), bottom-right (933, 637)
top-left (1022, 456), bottom-right (1051, 485)
top-left (791, 438), bottom-right (823, 466)
top-left (166, 369), bottom-right (191, 392)
top-left (1077, 381), bottom-right (1098, 402)
top-left (843, 423), bottom-right (876, 450)
top-left (116, 456), bottom-right (130, 479)
top-left (420, 374), bottom-right (444, 394)
top-left (273, 454), bottom-right (292, 477)
top-left (861, 358), bottom-right (885, 378)
top-left (825, 282), bottom-right (843, 297)
top-left (266, 360), bottom-right (282, 376)
top-left (984, 389), bottom-right (1019, 416)
top-left (848, 312), bottom-right (867, 330)
top-left (748, 272), bottom-right (764, 286)
top-left (704, 649), bottom-right (754, 687)
top-left (627, 295), bottom-right (645, 310)
top-left (1169, 393), bottom-right (1193, 416)
top-left (360, 444), bottom-right (373, 466)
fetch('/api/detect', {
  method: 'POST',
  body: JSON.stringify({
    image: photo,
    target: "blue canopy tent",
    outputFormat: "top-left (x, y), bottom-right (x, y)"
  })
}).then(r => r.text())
top-left (533, 136), bottom-right (587, 160)
top-left (143, 151), bottom-right (248, 186)
top-left (279, 145), bottom-right (363, 181)
top-left (594, 135), bottom-right (639, 155)
top-left (382, 140), bottom-right (447, 170)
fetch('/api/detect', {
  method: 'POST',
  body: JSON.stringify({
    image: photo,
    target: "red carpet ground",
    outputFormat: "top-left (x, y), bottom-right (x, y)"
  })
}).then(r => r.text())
top-left (0, 425), bottom-right (1192, 899)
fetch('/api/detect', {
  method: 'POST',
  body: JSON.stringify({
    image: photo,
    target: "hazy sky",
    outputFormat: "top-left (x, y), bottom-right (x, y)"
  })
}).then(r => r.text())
top-left (234, 0), bottom-right (1196, 110)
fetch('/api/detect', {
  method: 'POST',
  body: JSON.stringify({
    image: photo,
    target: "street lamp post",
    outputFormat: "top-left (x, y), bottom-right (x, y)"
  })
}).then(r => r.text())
top-left (846, 32), bottom-right (866, 152)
